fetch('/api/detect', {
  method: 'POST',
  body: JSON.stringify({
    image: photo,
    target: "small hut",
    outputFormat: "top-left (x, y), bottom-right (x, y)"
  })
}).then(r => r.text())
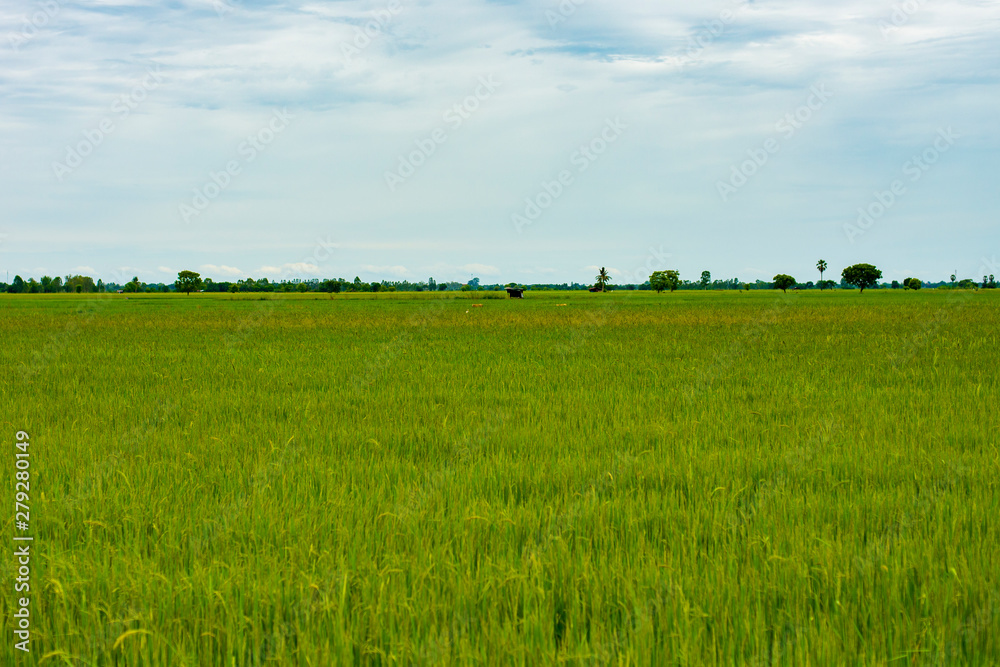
top-left (505, 287), bottom-right (524, 299)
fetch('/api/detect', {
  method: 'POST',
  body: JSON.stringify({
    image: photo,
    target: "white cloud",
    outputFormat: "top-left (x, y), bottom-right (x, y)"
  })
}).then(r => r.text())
top-left (255, 262), bottom-right (321, 277)
top-left (283, 262), bottom-right (320, 274)
top-left (200, 264), bottom-right (244, 277)
top-left (361, 264), bottom-right (409, 277)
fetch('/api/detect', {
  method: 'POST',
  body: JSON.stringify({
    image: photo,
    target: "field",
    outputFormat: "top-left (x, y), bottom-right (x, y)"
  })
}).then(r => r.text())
top-left (1, 289), bottom-right (998, 665)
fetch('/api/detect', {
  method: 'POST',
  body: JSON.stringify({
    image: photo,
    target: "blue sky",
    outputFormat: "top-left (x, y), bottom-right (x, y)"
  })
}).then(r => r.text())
top-left (2, 0), bottom-right (998, 286)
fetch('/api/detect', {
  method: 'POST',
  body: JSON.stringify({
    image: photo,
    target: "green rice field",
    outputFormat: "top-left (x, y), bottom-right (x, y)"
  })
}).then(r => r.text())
top-left (2, 289), bottom-right (998, 665)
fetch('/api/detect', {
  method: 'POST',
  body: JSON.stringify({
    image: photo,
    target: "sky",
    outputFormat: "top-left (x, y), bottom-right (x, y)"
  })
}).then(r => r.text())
top-left (2, 0), bottom-right (999, 286)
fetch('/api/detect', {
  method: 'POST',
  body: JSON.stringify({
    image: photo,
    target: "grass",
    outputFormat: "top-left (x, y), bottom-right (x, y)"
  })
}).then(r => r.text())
top-left (1, 289), bottom-right (998, 665)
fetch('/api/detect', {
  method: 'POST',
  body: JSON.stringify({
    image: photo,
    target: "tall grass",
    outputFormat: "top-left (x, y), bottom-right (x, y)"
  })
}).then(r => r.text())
top-left (1, 290), bottom-right (998, 664)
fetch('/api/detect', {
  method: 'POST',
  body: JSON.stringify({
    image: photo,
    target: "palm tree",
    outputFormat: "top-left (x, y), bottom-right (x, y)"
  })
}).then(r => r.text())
top-left (817, 259), bottom-right (827, 283)
top-left (595, 267), bottom-right (610, 292)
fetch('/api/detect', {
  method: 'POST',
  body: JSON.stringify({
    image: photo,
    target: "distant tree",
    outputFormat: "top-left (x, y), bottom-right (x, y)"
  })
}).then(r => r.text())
top-left (27, 278), bottom-right (41, 293)
top-left (891, 280), bottom-right (900, 289)
top-left (124, 276), bottom-right (141, 293)
top-left (817, 259), bottom-right (827, 283)
top-left (699, 271), bottom-right (711, 290)
top-left (595, 267), bottom-right (611, 292)
top-left (320, 279), bottom-right (341, 293)
top-left (903, 277), bottom-right (922, 290)
top-left (649, 271), bottom-right (667, 293)
top-left (950, 273), bottom-right (957, 285)
top-left (10, 275), bottom-right (25, 293)
top-left (986, 275), bottom-right (997, 289)
top-left (228, 284), bottom-right (239, 293)
top-left (649, 270), bottom-right (680, 293)
top-left (175, 270), bottom-right (203, 295)
top-left (428, 277), bottom-right (437, 291)
top-left (296, 282), bottom-right (310, 292)
top-left (64, 275), bottom-right (96, 293)
top-left (957, 278), bottom-right (976, 290)
top-left (842, 263), bottom-right (882, 293)
top-left (96, 279), bottom-right (105, 293)
top-left (40, 276), bottom-right (53, 292)
top-left (438, 283), bottom-right (448, 291)
top-left (773, 274), bottom-right (796, 293)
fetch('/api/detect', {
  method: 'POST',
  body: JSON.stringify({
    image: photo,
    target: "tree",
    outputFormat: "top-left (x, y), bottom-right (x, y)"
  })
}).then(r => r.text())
top-left (649, 270), bottom-right (680, 293)
top-left (817, 259), bottom-right (827, 283)
top-left (175, 270), bottom-right (203, 295)
top-left (842, 263), bottom-right (882, 294)
top-left (64, 275), bottom-right (96, 293)
top-left (957, 278), bottom-right (976, 290)
top-left (773, 274), bottom-right (796, 293)
top-left (904, 277), bottom-right (922, 290)
top-left (428, 277), bottom-right (437, 292)
top-left (595, 267), bottom-right (611, 292)
top-left (700, 271), bottom-right (711, 290)
top-left (10, 275), bottom-right (25, 293)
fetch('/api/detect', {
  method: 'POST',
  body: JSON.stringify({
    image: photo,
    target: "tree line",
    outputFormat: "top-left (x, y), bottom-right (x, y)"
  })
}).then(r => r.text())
top-left (2, 264), bottom-right (996, 295)
top-left (648, 262), bottom-right (997, 294)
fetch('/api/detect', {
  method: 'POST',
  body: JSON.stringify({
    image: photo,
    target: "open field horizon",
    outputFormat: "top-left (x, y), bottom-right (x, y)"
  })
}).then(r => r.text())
top-left (2, 290), bottom-right (998, 664)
